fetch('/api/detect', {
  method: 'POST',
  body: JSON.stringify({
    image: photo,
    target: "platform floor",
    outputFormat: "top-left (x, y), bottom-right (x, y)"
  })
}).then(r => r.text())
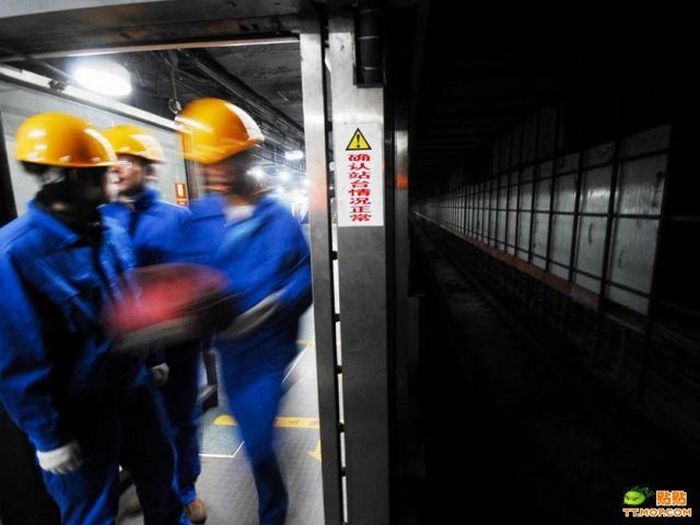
top-left (119, 310), bottom-right (324, 525)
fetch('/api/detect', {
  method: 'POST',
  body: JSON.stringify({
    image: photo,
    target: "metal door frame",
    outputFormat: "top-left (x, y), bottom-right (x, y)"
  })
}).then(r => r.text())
top-left (327, 14), bottom-right (390, 525)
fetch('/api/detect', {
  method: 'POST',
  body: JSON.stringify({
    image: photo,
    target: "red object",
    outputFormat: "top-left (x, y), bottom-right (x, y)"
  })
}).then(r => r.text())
top-left (105, 263), bottom-right (234, 350)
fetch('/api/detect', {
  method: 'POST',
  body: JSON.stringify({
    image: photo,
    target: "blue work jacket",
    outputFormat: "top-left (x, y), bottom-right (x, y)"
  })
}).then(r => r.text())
top-left (101, 187), bottom-right (190, 267)
top-left (0, 201), bottom-right (139, 452)
top-left (179, 194), bottom-right (312, 358)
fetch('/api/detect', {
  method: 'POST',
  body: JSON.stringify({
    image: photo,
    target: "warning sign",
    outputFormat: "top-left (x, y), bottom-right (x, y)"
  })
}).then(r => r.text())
top-left (335, 123), bottom-right (383, 227)
top-left (175, 182), bottom-right (188, 206)
top-left (346, 128), bottom-right (372, 151)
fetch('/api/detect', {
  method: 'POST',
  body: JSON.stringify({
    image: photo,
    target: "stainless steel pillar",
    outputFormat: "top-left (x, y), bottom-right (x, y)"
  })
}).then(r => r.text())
top-left (329, 14), bottom-right (390, 525)
top-left (299, 18), bottom-right (345, 525)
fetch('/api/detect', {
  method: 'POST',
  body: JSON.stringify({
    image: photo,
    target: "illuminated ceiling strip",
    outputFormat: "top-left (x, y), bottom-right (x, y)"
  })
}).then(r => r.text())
top-left (0, 36), bottom-right (299, 63)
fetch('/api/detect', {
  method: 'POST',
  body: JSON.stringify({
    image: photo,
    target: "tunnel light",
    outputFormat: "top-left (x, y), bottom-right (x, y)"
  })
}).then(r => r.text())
top-left (284, 150), bottom-right (304, 161)
top-left (72, 59), bottom-right (132, 97)
top-left (247, 167), bottom-right (266, 181)
top-left (278, 170), bottom-right (291, 182)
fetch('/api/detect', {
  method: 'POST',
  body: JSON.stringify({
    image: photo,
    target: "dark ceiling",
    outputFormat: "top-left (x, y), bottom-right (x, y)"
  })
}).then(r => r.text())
top-left (207, 44), bottom-right (303, 125)
top-left (0, 0), bottom-right (314, 53)
top-left (1, 1), bottom-right (690, 191)
top-left (408, 1), bottom-right (689, 191)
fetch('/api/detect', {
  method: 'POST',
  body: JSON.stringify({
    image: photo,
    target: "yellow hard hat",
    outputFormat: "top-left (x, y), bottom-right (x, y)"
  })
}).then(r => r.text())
top-left (176, 97), bottom-right (264, 165)
top-left (15, 112), bottom-right (116, 168)
top-left (102, 124), bottom-right (165, 162)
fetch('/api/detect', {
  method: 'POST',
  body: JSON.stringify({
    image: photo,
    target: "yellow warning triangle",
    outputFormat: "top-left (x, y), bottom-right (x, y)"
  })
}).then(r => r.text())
top-left (346, 128), bottom-right (372, 151)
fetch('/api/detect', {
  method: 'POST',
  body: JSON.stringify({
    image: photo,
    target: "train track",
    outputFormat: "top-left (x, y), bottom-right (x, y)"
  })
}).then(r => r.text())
top-left (412, 215), bottom-right (699, 524)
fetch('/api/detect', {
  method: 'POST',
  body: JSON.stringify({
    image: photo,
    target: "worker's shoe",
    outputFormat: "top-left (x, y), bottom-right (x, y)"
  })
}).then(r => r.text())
top-left (120, 489), bottom-right (142, 516)
top-left (184, 498), bottom-right (207, 524)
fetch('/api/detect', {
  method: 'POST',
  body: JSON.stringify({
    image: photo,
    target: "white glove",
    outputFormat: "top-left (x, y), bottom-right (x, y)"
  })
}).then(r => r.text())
top-left (151, 362), bottom-right (170, 386)
top-left (218, 290), bottom-right (283, 341)
top-left (37, 440), bottom-right (83, 475)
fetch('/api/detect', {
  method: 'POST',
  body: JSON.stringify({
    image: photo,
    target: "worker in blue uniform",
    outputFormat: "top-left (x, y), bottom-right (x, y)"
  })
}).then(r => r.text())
top-left (176, 98), bottom-right (312, 525)
top-left (0, 113), bottom-right (186, 525)
top-left (100, 124), bottom-right (207, 524)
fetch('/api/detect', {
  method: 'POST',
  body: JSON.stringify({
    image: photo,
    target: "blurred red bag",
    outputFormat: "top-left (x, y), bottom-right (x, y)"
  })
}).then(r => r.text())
top-left (104, 263), bottom-right (236, 354)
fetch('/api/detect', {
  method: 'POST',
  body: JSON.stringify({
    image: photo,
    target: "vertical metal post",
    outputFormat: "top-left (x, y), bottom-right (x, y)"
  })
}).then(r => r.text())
top-left (598, 144), bottom-right (622, 302)
top-left (464, 171), bottom-right (470, 237)
top-left (480, 181), bottom-right (486, 242)
top-left (544, 106), bottom-right (562, 272)
top-left (488, 169), bottom-right (495, 245)
top-left (393, 108), bottom-right (412, 452)
top-left (494, 143), bottom-right (502, 249)
top-left (563, 100), bottom-right (585, 337)
top-left (594, 104), bottom-right (623, 362)
top-left (481, 174), bottom-right (492, 244)
top-left (514, 124), bottom-right (524, 258)
top-left (567, 116), bottom-right (585, 282)
top-left (329, 14), bottom-right (390, 525)
top-left (299, 20), bottom-right (344, 525)
top-left (504, 131), bottom-right (513, 253)
top-left (527, 111), bottom-right (541, 264)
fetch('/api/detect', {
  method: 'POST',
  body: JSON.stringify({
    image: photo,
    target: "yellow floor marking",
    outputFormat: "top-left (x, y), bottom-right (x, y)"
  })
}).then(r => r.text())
top-left (275, 416), bottom-right (320, 429)
top-left (308, 439), bottom-right (321, 461)
top-left (214, 414), bottom-right (320, 429)
top-left (214, 414), bottom-right (237, 426)
top-left (296, 339), bottom-right (314, 345)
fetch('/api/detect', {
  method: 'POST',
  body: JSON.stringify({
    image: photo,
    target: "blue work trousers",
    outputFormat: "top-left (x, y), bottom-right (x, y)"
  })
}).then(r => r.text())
top-left (221, 350), bottom-right (292, 525)
top-left (162, 342), bottom-right (203, 505)
top-left (41, 381), bottom-right (186, 525)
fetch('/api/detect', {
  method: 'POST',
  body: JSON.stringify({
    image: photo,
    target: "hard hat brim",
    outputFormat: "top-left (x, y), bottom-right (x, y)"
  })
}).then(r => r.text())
top-left (182, 140), bottom-right (262, 165)
top-left (21, 158), bottom-right (118, 168)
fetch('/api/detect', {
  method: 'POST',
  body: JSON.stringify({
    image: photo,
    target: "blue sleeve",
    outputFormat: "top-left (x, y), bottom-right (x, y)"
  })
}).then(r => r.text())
top-left (172, 212), bottom-right (219, 266)
top-left (0, 254), bottom-right (68, 452)
top-left (278, 219), bottom-right (312, 319)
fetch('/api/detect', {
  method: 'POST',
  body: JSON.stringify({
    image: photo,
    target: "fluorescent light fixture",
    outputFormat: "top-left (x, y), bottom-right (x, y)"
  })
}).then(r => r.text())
top-left (284, 150), bottom-right (304, 161)
top-left (73, 59), bottom-right (132, 97)
top-left (278, 170), bottom-right (291, 182)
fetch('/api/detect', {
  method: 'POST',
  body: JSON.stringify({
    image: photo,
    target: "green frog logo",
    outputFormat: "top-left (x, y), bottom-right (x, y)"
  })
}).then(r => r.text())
top-left (624, 486), bottom-right (654, 506)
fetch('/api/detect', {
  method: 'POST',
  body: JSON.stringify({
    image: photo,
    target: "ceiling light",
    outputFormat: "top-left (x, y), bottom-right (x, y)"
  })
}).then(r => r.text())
top-left (72, 59), bottom-right (132, 97)
top-left (284, 150), bottom-right (304, 161)
top-left (279, 170), bottom-right (291, 182)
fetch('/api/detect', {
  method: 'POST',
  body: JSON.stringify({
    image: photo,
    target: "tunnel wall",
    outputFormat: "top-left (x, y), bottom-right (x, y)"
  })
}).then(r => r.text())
top-left (412, 109), bottom-right (700, 454)
top-left (416, 107), bottom-right (669, 317)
